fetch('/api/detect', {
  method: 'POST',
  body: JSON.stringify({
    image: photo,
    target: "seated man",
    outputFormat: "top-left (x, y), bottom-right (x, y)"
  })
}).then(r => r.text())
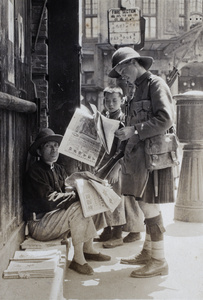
top-left (23, 128), bottom-right (110, 276)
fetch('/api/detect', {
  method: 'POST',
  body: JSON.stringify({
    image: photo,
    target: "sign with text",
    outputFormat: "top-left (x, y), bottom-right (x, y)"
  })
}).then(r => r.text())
top-left (108, 8), bottom-right (141, 46)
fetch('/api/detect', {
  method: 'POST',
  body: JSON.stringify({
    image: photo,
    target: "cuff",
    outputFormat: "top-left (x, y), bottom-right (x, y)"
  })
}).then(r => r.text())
top-left (134, 125), bottom-right (138, 135)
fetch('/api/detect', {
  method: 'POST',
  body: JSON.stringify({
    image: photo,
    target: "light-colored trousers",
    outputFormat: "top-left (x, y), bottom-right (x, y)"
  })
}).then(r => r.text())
top-left (92, 196), bottom-right (145, 232)
top-left (28, 202), bottom-right (97, 246)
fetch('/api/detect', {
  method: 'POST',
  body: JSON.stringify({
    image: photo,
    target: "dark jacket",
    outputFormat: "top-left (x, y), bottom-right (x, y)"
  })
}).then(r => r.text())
top-left (23, 160), bottom-right (78, 219)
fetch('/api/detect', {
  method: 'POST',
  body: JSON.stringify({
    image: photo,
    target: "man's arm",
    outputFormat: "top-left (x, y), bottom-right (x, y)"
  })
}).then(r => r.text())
top-left (25, 166), bottom-right (78, 213)
top-left (136, 76), bottom-right (175, 140)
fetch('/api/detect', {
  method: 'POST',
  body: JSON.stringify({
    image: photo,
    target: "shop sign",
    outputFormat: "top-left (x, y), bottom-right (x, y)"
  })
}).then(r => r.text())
top-left (108, 8), bottom-right (142, 46)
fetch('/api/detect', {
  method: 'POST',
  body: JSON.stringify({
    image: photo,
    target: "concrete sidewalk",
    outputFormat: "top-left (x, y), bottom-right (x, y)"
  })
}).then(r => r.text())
top-left (63, 203), bottom-right (203, 300)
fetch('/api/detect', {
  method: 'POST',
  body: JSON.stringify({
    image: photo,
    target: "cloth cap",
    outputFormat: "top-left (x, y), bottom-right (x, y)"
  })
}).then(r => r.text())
top-left (108, 47), bottom-right (154, 78)
top-left (29, 128), bottom-right (63, 156)
top-left (103, 86), bottom-right (123, 96)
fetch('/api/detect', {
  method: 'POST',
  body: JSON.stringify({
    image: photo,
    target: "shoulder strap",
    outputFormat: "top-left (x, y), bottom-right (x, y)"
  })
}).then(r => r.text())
top-left (142, 76), bottom-right (152, 100)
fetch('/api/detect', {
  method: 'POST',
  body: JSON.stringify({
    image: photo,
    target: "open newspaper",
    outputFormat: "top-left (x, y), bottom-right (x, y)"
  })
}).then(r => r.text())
top-left (75, 178), bottom-right (121, 218)
top-left (59, 104), bottom-right (120, 166)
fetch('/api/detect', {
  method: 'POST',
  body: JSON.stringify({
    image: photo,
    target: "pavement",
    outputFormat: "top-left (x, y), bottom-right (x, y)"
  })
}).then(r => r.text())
top-left (63, 203), bottom-right (203, 300)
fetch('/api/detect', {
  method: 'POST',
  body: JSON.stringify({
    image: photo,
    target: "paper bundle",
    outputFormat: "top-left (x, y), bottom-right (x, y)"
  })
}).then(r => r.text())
top-left (3, 249), bottom-right (61, 279)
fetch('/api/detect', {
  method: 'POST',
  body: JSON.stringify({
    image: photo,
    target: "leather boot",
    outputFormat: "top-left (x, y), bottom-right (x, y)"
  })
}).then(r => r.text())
top-left (130, 257), bottom-right (168, 278)
top-left (120, 249), bottom-right (151, 265)
top-left (130, 214), bottom-right (168, 278)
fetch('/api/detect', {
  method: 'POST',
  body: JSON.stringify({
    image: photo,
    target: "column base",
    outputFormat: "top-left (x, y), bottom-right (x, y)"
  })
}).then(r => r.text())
top-left (174, 204), bottom-right (203, 222)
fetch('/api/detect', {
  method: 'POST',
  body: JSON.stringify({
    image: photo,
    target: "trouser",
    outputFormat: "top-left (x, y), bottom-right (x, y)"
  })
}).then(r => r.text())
top-left (28, 202), bottom-right (97, 246)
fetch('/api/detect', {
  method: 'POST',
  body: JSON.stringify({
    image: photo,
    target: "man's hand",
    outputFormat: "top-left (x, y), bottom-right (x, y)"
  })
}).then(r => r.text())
top-left (115, 126), bottom-right (137, 141)
top-left (56, 191), bottom-right (77, 209)
top-left (106, 162), bottom-right (120, 185)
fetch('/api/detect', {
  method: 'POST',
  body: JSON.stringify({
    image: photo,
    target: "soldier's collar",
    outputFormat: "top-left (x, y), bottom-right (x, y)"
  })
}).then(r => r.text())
top-left (134, 71), bottom-right (152, 86)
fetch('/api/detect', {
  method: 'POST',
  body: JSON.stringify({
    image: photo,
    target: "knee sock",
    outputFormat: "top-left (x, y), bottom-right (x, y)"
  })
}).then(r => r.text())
top-left (145, 213), bottom-right (165, 261)
top-left (142, 218), bottom-right (152, 253)
top-left (142, 233), bottom-right (151, 253)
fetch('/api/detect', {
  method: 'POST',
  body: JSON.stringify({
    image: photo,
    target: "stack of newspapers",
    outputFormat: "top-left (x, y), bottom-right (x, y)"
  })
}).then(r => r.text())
top-left (3, 249), bottom-right (61, 279)
top-left (20, 237), bottom-right (63, 250)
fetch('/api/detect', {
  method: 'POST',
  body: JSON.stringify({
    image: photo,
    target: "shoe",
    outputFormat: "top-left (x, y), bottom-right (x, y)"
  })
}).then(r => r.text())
top-left (120, 249), bottom-right (151, 265)
top-left (130, 258), bottom-right (168, 278)
top-left (123, 232), bottom-right (141, 243)
top-left (103, 237), bottom-right (123, 248)
top-left (69, 260), bottom-right (94, 275)
top-left (93, 227), bottom-right (112, 242)
top-left (84, 252), bottom-right (111, 261)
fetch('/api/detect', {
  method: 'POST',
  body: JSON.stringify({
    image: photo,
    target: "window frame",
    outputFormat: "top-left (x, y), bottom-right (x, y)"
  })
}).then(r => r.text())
top-left (84, 0), bottom-right (98, 39)
top-left (141, 0), bottom-right (157, 39)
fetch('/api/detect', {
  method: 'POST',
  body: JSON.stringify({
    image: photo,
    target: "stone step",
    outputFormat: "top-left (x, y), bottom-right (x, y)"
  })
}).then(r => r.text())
top-left (0, 260), bottom-right (66, 300)
top-left (0, 239), bottom-right (69, 300)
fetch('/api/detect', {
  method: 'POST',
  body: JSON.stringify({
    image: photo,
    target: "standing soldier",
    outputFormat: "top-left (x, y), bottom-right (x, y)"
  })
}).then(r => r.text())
top-left (109, 47), bottom-right (175, 278)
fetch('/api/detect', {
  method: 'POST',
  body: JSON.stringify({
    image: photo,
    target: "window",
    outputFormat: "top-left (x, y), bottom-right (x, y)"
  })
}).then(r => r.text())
top-left (82, 71), bottom-right (94, 85)
top-left (142, 0), bottom-right (157, 39)
top-left (190, 0), bottom-right (202, 12)
top-left (84, 0), bottom-right (98, 38)
top-left (179, 0), bottom-right (186, 31)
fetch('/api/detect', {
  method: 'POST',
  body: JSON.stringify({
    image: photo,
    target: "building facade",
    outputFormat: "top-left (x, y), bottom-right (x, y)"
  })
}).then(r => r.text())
top-left (81, 0), bottom-right (203, 111)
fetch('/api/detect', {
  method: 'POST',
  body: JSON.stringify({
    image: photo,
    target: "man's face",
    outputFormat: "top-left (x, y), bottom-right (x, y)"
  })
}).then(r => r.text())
top-left (38, 141), bottom-right (59, 165)
top-left (115, 59), bottom-right (139, 83)
top-left (104, 92), bottom-right (122, 113)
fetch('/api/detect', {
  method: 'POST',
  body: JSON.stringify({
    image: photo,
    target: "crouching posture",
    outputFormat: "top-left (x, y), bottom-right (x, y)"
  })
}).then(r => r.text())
top-left (23, 128), bottom-right (110, 276)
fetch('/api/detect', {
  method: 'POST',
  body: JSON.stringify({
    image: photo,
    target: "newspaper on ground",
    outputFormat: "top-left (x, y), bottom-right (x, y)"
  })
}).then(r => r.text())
top-left (3, 250), bottom-right (61, 279)
top-left (58, 104), bottom-right (120, 166)
top-left (11, 249), bottom-right (62, 262)
top-left (20, 237), bottom-right (63, 250)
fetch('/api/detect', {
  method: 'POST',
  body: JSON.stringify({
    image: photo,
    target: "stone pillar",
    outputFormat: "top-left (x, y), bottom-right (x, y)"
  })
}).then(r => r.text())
top-left (174, 91), bottom-right (203, 222)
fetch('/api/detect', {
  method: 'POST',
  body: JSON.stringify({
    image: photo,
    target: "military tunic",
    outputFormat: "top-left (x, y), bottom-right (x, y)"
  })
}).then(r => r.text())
top-left (121, 71), bottom-right (175, 203)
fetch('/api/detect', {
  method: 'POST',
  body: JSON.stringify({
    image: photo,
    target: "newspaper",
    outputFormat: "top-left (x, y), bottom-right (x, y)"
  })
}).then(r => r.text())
top-left (11, 250), bottom-right (61, 262)
top-left (75, 178), bottom-right (109, 217)
top-left (59, 104), bottom-right (120, 166)
top-left (89, 179), bottom-right (121, 212)
top-left (3, 250), bottom-right (60, 279)
top-left (75, 178), bottom-right (121, 218)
